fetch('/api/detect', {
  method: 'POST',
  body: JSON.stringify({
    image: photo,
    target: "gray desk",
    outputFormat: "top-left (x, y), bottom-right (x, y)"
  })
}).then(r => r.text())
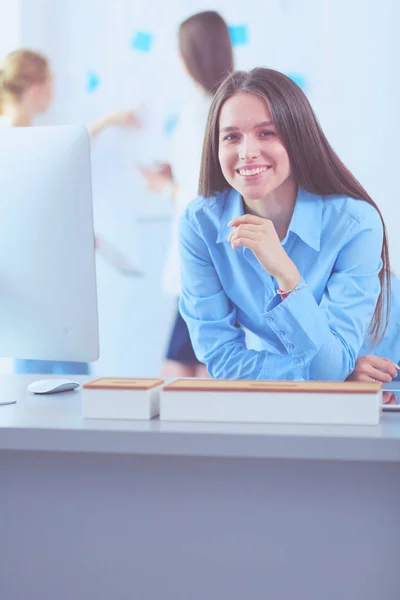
top-left (1, 375), bottom-right (400, 600)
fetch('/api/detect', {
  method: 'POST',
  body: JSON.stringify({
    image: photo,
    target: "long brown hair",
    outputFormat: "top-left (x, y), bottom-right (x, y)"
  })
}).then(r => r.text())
top-left (0, 49), bottom-right (48, 114)
top-left (199, 68), bottom-right (390, 344)
top-left (179, 11), bottom-right (234, 94)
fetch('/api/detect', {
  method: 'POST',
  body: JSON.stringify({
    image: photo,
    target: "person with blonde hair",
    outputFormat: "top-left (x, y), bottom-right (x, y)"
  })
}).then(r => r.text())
top-left (0, 48), bottom-right (137, 132)
top-left (0, 48), bottom-right (140, 375)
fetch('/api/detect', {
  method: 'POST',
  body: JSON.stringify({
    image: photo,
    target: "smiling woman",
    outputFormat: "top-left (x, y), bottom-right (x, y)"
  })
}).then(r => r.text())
top-left (218, 91), bottom-right (296, 243)
top-left (178, 67), bottom-right (391, 381)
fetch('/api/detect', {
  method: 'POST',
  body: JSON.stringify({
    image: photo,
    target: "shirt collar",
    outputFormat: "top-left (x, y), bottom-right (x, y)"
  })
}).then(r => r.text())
top-left (217, 186), bottom-right (322, 251)
top-left (287, 187), bottom-right (322, 251)
top-left (216, 187), bottom-right (245, 243)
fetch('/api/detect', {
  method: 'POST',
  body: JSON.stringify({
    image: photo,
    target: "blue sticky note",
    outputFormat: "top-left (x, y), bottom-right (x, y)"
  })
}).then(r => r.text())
top-left (164, 114), bottom-right (179, 136)
top-left (131, 31), bottom-right (153, 52)
top-left (228, 25), bottom-right (249, 47)
top-left (87, 71), bottom-right (100, 93)
top-left (287, 73), bottom-right (306, 90)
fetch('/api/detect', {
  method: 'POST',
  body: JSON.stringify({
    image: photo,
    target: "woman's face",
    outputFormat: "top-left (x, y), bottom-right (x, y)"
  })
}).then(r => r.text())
top-left (218, 91), bottom-right (292, 203)
top-left (32, 69), bottom-right (54, 113)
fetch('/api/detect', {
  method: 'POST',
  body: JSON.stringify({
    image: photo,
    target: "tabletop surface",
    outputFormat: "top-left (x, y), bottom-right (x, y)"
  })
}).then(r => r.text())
top-left (1, 375), bottom-right (400, 462)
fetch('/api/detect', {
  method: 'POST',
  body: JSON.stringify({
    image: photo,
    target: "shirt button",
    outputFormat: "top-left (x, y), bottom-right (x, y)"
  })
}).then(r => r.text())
top-left (266, 316), bottom-right (274, 323)
top-left (288, 343), bottom-right (295, 350)
top-left (279, 330), bottom-right (285, 336)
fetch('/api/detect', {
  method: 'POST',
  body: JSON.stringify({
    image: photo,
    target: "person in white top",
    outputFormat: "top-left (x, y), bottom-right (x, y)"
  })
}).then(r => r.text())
top-left (140, 11), bottom-right (234, 377)
top-left (0, 48), bottom-right (141, 375)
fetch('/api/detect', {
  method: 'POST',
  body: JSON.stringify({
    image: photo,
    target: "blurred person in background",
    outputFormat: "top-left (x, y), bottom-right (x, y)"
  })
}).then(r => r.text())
top-left (0, 48), bottom-right (140, 375)
top-left (140, 11), bottom-right (234, 378)
top-left (0, 48), bottom-right (137, 132)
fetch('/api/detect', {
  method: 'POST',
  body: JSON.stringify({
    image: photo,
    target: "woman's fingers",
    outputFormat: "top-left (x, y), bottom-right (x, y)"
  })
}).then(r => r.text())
top-left (349, 355), bottom-right (399, 383)
top-left (228, 215), bottom-right (266, 227)
top-left (382, 391), bottom-right (397, 405)
top-left (229, 230), bottom-right (259, 244)
top-left (362, 364), bottom-right (392, 383)
top-left (352, 372), bottom-right (384, 383)
top-left (228, 224), bottom-right (261, 242)
top-left (349, 360), bottom-right (391, 383)
top-left (230, 237), bottom-right (258, 251)
top-left (368, 356), bottom-right (398, 378)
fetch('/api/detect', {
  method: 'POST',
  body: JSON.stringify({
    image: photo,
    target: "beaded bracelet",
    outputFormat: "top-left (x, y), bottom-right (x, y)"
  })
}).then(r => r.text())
top-left (277, 282), bottom-right (309, 300)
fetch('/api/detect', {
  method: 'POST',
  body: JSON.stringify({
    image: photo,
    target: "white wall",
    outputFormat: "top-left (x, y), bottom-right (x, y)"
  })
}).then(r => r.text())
top-left (315, 0), bottom-right (400, 275)
top-left (0, 0), bottom-right (21, 373)
top-left (5, 0), bottom-right (399, 375)
top-left (0, 0), bottom-right (20, 61)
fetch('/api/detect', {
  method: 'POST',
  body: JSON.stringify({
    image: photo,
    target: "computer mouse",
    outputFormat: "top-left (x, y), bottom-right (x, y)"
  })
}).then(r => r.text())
top-left (27, 379), bottom-right (80, 394)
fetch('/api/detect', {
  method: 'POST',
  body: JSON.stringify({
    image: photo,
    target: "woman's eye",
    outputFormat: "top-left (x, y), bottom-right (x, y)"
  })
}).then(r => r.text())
top-left (260, 130), bottom-right (274, 138)
top-left (223, 134), bottom-right (239, 141)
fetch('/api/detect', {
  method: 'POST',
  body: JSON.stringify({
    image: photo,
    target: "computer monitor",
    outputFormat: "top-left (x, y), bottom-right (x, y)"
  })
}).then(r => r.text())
top-left (0, 125), bottom-right (99, 375)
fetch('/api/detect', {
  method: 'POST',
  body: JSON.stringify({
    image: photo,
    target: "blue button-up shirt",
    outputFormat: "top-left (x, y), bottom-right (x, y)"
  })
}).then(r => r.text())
top-left (179, 186), bottom-right (383, 381)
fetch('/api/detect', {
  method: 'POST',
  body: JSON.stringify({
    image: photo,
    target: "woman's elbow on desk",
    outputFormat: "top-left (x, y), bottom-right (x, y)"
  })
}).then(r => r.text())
top-left (204, 344), bottom-right (265, 380)
top-left (307, 343), bottom-right (356, 382)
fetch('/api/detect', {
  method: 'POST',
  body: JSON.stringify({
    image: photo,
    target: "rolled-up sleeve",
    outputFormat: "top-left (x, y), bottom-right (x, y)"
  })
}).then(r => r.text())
top-left (179, 206), bottom-right (383, 381)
